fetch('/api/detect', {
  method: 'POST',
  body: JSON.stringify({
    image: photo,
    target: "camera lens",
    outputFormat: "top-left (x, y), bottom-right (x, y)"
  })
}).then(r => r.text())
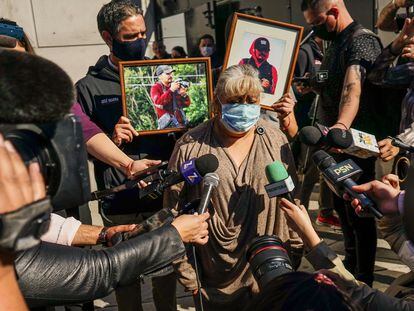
top-left (246, 235), bottom-right (293, 290)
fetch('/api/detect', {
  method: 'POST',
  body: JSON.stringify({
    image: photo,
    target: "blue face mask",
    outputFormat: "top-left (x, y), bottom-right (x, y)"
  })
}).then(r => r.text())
top-left (221, 103), bottom-right (261, 133)
top-left (112, 38), bottom-right (146, 61)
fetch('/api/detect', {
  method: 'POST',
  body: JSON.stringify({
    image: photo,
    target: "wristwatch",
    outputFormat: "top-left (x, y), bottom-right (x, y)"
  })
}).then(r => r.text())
top-left (97, 227), bottom-right (109, 245)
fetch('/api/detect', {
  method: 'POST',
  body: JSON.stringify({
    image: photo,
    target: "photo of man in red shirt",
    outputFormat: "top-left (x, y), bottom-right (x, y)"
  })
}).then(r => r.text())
top-left (150, 65), bottom-right (191, 129)
top-left (239, 37), bottom-right (278, 95)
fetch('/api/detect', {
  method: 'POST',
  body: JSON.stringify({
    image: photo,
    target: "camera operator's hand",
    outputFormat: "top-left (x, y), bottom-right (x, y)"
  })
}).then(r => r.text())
top-left (272, 93), bottom-right (296, 119)
top-left (112, 116), bottom-right (139, 146)
top-left (395, 0), bottom-right (414, 8)
top-left (280, 198), bottom-right (321, 249)
top-left (171, 212), bottom-right (210, 245)
top-left (391, 18), bottom-right (414, 55)
top-left (344, 180), bottom-right (401, 216)
top-left (0, 136), bottom-right (45, 214)
top-left (261, 78), bottom-right (270, 89)
top-left (378, 138), bottom-right (400, 162)
top-left (170, 81), bottom-right (180, 92)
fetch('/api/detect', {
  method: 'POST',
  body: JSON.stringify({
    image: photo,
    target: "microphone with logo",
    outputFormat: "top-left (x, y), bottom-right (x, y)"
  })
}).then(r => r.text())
top-left (312, 150), bottom-right (383, 219)
top-left (139, 154), bottom-right (219, 199)
top-left (264, 160), bottom-right (295, 202)
top-left (198, 173), bottom-right (220, 214)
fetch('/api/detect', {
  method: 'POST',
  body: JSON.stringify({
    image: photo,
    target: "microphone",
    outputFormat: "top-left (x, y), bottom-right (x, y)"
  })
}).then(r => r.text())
top-left (299, 125), bottom-right (353, 150)
top-left (264, 160), bottom-right (295, 202)
top-left (198, 173), bottom-right (219, 214)
top-left (312, 150), bottom-right (383, 219)
top-left (139, 154), bottom-right (219, 199)
top-left (0, 50), bottom-right (74, 123)
top-left (389, 136), bottom-right (414, 153)
top-left (329, 128), bottom-right (379, 159)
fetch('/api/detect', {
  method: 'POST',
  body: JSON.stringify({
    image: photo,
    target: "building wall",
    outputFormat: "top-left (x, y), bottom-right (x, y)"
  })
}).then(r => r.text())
top-left (0, 0), bottom-right (156, 83)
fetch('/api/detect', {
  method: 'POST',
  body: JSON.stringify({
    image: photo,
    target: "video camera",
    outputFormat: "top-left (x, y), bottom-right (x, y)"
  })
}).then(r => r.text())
top-left (293, 70), bottom-right (328, 88)
top-left (1, 115), bottom-right (91, 211)
top-left (0, 50), bottom-right (90, 252)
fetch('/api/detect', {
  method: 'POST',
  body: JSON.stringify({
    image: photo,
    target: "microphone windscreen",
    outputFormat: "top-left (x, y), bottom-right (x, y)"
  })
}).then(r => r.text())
top-left (265, 160), bottom-right (288, 183)
top-left (299, 126), bottom-right (323, 146)
top-left (0, 50), bottom-right (74, 124)
top-left (312, 150), bottom-right (336, 170)
top-left (326, 128), bottom-right (353, 149)
top-left (195, 154), bottom-right (219, 176)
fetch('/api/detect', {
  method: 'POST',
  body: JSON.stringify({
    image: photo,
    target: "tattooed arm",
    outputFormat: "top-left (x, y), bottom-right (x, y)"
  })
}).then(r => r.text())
top-left (333, 65), bottom-right (365, 129)
top-left (377, 0), bottom-right (414, 31)
top-left (377, 0), bottom-right (400, 32)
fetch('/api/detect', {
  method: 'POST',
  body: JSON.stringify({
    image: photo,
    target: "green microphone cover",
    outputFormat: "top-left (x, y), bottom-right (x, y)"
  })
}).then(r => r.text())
top-left (265, 160), bottom-right (289, 183)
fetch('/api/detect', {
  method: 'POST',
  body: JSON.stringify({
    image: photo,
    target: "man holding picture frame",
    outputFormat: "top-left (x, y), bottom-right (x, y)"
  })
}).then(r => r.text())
top-left (75, 1), bottom-right (178, 310)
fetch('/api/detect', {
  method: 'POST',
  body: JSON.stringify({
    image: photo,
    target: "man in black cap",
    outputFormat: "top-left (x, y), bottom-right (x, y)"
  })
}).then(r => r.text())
top-left (150, 65), bottom-right (191, 129)
top-left (239, 37), bottom-right (278, 94)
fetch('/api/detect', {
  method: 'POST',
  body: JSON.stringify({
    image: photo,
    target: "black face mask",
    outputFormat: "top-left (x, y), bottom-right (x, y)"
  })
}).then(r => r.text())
top-left (312, 19), bottom-right (338, 41)
top-left (112, 37), bottom-right (146, 61)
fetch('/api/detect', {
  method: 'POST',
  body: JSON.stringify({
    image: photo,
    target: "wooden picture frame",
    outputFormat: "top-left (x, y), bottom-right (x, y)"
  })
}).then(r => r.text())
top-left (119, 57), bottom-right (213, 135)
top-left (223, 13), bottom-right (303, 110)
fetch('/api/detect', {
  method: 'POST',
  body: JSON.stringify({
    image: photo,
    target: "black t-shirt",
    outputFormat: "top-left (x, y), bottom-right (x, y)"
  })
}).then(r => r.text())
top-left (317, 22), bottom-right (382, 129)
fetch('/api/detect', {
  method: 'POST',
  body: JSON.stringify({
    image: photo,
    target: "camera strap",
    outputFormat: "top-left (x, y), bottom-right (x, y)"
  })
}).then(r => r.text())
top-left (0, 197), bottom-right (52, 252)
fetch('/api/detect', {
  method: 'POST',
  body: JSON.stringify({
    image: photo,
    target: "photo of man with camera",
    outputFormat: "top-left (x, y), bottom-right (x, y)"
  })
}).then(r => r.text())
top-left (150, 65), bottom-right (192, 129)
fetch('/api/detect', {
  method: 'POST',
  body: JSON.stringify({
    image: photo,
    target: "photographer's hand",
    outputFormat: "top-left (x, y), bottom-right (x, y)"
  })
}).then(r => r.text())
top-left (171, 213), bottom-right (210, 245)
top-left (112, 116), bottom-right (139, 146)
top-left (0, 135), bottom-right (45, 214)
top-left (280, 198), bottom-right (321, 249)
top-left (391, 18), bottom-right (414, 55)
top-left (0, 134), bottom-right (43, 311)
top-left (170, 82), bottom-right (180, 92)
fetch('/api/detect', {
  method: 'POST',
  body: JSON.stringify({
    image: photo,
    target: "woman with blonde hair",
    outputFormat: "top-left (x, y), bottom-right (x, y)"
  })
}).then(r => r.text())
top-left (165, 64), bottom-right (302, 310)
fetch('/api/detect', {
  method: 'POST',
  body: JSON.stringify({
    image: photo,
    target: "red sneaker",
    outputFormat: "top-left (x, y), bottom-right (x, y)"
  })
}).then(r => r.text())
top-left (316, 214), bottom-right (341, 230)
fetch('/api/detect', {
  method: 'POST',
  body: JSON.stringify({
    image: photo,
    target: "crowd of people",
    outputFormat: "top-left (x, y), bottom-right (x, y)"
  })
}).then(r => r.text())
top-left (3, 0), bottom-right (414, 310)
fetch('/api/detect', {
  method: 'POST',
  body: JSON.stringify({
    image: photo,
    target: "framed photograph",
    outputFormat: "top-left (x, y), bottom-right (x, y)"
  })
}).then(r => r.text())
top-left (119, 58), bottom-right (213, 135)
top-left (223, 13), bottom-right (303, 109)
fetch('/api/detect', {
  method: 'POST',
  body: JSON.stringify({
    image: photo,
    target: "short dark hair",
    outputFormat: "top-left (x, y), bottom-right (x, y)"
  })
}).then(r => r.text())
top-left (198, 34), bottom-right (215, 45)
top-left (97, 0), bottom-right (143, 37)
top-left (301, 0), bottom-right (331, 12)
top-left (172, 46), bottom-right (187, 57)
top-left (0, 50), bottom-right (74, 123)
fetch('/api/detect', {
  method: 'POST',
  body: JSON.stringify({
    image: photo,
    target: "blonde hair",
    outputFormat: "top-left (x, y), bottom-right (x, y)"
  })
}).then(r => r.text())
top-left (213, 64), bottom-right (263, 115)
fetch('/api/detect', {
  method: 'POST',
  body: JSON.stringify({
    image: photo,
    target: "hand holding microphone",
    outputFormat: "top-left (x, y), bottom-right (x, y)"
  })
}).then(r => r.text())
top-left (312, 150), bottom-right (383, 219)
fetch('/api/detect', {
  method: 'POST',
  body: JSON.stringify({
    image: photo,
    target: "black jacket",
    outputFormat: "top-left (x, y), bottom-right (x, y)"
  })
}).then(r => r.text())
top-left (16, 224), bottom-right (185, 307)
top-left (76, 56), bottom-right (177, 215)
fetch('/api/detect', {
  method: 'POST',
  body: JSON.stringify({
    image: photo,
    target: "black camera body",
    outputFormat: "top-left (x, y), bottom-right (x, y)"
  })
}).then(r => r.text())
top-left (0, 114), bottom-right (91, 211)
top-left (293, 70), bottom-right (328, 88)
top-left (175, 78), bottom-right (190, 89)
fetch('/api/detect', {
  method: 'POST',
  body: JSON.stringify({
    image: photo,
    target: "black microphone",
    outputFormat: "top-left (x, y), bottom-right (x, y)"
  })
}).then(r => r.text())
top-left (389, 136), bottom-right (414, 153)
top-left (139, 154), bottom-right (219, 199)
top-left (325, 128), bottom-right (353, 149)
top-left (312, 150), bottom-right (383, 219)
top-left (299, 125), bottom-right (353, 150)
top-left (198, 173), bottom-right (219, 214)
